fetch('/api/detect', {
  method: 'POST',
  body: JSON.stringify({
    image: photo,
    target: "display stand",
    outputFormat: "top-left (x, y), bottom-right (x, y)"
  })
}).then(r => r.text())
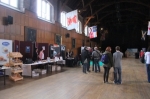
top-left (5, 52), bottom-right (23, 81)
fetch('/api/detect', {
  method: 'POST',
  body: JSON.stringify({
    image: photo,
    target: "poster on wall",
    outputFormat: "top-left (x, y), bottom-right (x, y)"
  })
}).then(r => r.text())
top-left (25, 46), bottom-right (30, 53)
top-left (0, 39), bottom-right (12, 65)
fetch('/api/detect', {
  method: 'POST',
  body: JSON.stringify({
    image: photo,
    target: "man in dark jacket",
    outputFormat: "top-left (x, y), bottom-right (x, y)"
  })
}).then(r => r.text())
top-left (81, 46), bottom-right (89, 74)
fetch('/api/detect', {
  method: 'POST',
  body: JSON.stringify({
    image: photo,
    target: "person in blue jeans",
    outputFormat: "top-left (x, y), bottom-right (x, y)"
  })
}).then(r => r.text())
top-left (92, 47), bottom-right (101, 73)
top-left (113, 46), bottom-right (123, 84)
top-left (144, 46), bottom-right (150, 83)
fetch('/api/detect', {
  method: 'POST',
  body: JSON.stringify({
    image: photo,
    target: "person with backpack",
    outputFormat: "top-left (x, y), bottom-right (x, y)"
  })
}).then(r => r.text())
top-left (102, 46), bottom-right (113, 83)
top-left (113, 46), bottom-right (123, 84)
top-left (92, 47), bottom-right (101, 73)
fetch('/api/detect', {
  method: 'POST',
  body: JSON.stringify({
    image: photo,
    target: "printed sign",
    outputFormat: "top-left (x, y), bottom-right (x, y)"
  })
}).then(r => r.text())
top-left (0, 39), bottom-right (12, 65)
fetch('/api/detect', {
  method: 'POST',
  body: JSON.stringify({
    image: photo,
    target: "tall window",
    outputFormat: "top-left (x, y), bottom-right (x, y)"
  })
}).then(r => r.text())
top-left (37, 0), bottom-right (54, 22)
top-left (1, 0), bottom-right (18, 8)
top-left (76, 21), bottom-right (82, 34)
top-left (61, 12), bottom-right (67, 27)
top-left (84, 26), bottom-right (88, 36)
top-left (0, 0), bottom-right (24, 11)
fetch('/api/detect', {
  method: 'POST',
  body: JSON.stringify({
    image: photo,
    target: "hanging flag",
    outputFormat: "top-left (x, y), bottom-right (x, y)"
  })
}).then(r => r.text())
top-left (141, 30), bottom-right (147, 41)
top-left (147, 21), bottom-right (150, 35)
top-left (88, 26), bottom-right (97, 39)
top-left (66, 10), bottom-right (78, 30)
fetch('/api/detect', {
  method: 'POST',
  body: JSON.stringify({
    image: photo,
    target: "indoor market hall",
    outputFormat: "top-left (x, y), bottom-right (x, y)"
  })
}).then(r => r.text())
top-left (0, 0), bottom-right (150, 99)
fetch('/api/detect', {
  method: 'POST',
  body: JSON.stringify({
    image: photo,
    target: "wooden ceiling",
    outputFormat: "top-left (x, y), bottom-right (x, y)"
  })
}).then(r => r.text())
top-left (60, 0), bottom-right (150, 27)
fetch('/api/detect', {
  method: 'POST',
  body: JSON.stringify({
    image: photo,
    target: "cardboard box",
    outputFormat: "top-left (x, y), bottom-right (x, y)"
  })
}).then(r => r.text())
top-left (41, 69), bottom-right (47, 74)
top-left (32, 72), bottom-right (39, 77)
top-left (52, 66), bottom-right (56, 71)
top-left (57, 66), bottom-right (61, 71)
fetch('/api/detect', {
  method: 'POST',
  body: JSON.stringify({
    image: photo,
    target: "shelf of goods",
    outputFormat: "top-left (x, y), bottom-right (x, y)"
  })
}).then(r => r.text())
top-left (5, 52), bottom-right (23, 81)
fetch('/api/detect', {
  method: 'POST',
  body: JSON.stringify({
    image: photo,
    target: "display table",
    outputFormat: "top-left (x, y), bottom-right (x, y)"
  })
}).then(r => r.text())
top-left (66, 58), bottom-right (74, 67)
top-left (22, 60), bottom-right (65, 77)
top-left (0, 66), bottom-right (10, 85)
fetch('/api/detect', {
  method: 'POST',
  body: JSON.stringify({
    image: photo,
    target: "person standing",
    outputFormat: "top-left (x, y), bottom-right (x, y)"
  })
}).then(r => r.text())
top-left (92, 47), bottom-right (101, 73)
top-left (33, 48), bottom-right (38, 61)
top-left (69, 49), bottom-right (74, 58)
top-left (81, 46), bottom-right (88, 74)
top-left (66, 49), bottom-right (70, 58)
top-left (103, 47), bottom-right (113, 83)
top-left (144, 46), bottom-right (150, 83)
top-left (39, 48), bottom-right (44, 60)
top-left (113, 46), bottom-right (123, 84)
top-left (87, 47), bottom-right (92, 72)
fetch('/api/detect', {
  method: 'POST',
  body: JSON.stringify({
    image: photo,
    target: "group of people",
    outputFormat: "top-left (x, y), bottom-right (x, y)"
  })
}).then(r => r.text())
top-left (81, 46), bottom-right (123, 84)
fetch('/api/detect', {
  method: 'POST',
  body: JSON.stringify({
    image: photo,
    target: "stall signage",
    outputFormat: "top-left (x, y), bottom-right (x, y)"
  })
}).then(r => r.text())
top-left (2, 42), bottom-right (10, 46)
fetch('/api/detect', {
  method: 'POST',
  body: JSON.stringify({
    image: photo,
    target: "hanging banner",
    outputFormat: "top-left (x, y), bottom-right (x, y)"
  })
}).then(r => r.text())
top-left (66, 10), bottom-right (78, 30)
top-left (141, 30), bottom-right (147, 41)
top-left (88, 26), bottom-right (97, 39)
top-left (147, 21), bottom-right (150, 35)
top-left (0, 39), bottom-right (12, 65)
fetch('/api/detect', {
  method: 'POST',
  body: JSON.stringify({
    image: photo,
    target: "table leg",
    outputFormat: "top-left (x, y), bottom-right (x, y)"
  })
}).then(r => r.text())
top-left (4, 69), bottom-right (5, 85)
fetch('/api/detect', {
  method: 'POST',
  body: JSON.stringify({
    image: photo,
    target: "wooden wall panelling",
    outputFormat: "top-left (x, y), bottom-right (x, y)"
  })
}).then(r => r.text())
top-left (37, 20), bottom-right (40, 29)
top-left (20, 26), bottom-right (24, 36)
top-left (15, 35), bottom-right (24, 41)
top-left (28, 10), bottom-right (37, 19)
top-left (0, 22), bottom-right (4, 33)
top-left (4, 25), bottom-right (10, 34)
top-left (32, 18), bottom-right (38, 28)
top-left (24, 16), bottom-right (29, 26)
top-left (48, 23), bottom-right (51, 31)
top-left (0, 34), bottom-right (4, 39)
top-left (39, 20), bottom-right (45, 30)
top-left (0, 6), bottom-right (6, 19)
top-left (37, 30), bottom-right (42, 43)
top-left (15, 11), bottom-right (21, 25)
top-left (4, 34), bottom-right (9, 39)
top-left (43, 31), bottom-right (47, 43)
top-left (50, 33), bottom-right (54, 44)
top-left (20, 14), bottom-right (25, 26)
top-left (36, 30), bottom-right (39, 42)
top-left (10, 25), bottom-right (16, 34)
top-left (45, 22), bottom-right (49, 31)
top-left (10, 35), bottom-right (15, 40)
top-left (29, 17), bottom-right (33, 28)
top-left (51, 24), bottom-right (54, 33)
top-left (15, 25), bottom-right (21, 35)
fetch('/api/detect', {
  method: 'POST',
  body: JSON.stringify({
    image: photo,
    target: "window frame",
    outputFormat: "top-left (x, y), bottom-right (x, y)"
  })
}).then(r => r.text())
top-left (0, 0), bottom-right (24, 12)
top-left (37, 0), bottom-right (54, 23)
top-left (60, 11), bottom-right (67, 27)
top-left (84, 25), bottom-right (88, 36)
top-left (76, 20), bottom-right (82, 34)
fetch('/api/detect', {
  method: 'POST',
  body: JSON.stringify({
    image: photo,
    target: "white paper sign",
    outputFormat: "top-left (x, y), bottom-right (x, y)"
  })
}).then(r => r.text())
top-left (0, 39), bottom-right (12, 65)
